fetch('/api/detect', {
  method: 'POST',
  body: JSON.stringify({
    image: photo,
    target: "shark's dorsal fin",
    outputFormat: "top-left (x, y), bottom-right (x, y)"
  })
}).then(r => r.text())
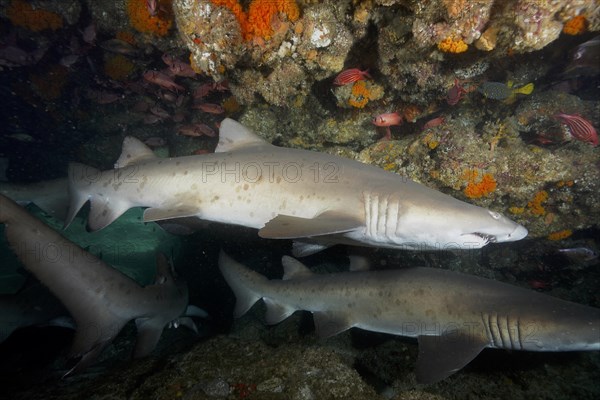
top-left (281, 256), bottom-right (314, 280)
top-left (215, 118), bottom-right (271, 153)
top-left (259, 211), bottom-right (363, 239)
top-left (114, 136), bottom-right (157, 168)
top-left (416, 333), bottom-right (488, 384)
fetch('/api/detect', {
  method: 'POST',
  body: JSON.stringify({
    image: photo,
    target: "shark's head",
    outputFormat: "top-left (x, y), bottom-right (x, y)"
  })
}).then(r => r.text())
top-left (389, 197), bottom-right (528, 250)
top-left (453, 208), bottom-right (528, 248)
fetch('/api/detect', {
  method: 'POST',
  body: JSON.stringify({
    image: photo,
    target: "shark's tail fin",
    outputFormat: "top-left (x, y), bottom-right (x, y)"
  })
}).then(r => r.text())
top-left (218, 251), bottom-right (267, 318)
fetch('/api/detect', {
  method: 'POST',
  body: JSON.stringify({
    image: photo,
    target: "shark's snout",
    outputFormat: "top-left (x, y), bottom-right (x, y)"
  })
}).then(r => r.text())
top-left (497, 223), bottom-right (528, 243)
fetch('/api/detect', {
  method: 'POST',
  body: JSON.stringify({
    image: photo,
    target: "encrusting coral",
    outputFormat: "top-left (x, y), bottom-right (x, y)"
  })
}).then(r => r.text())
top-left (6, 0), bottom-right (63, 32)
top-left (211, 0), bottom-right (300, 41)
top-left (438, 37), bottom-right (468, 53)
top-left (462, 170), bottom-right (497, 199)
top-left (562, 15), bottom-right (588, 35)
top-left (127, 0), bottom-right (173, 36)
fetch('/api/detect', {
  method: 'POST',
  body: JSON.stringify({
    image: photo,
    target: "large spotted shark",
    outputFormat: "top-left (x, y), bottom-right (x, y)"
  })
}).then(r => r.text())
top-left (0, 194), bottom-right (203, 377)
top-left (219, 251), bottom-right (600, 384)
top-left (65, 118), bottom-right (527, 256)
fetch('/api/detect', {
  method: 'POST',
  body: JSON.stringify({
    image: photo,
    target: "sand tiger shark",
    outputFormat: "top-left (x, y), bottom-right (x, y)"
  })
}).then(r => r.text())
top-left (0, 193), bottom-right (205, 377)
top-left (64, 118), bottom-right (527, 256)
top-left (219, 251), bottom-right (600, 384)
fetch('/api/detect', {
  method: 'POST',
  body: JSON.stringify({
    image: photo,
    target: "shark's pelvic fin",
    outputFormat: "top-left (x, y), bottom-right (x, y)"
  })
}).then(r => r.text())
top-left (263, 298), bottom-right (296, 324)
top-left (143, 206), bottom-right (202, 223)
top-left (259, 211), bottom-right (363, 239)
top-left (313, 311), bottom-right (354, 338)
top-left (114, 136), bottom-right (157, 168)
top-left (215, 118), bottom-right (271, 153)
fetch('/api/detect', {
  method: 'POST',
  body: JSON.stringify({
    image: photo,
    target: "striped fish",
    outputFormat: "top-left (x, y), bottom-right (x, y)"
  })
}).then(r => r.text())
top-left (554, 113), bottom-right (598, 147)
top-left (333, 68), bottom-right (370, 86)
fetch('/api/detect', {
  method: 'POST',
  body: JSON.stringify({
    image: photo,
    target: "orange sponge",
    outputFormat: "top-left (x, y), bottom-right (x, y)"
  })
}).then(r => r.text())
top-left (563, 15), bottom-right (587, 35)
top-left (438, 37), bottom-right (468, 53)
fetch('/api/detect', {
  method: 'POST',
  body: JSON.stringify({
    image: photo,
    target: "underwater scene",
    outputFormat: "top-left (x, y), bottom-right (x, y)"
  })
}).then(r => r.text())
top-left (0, 0), bottom-right (599, 399)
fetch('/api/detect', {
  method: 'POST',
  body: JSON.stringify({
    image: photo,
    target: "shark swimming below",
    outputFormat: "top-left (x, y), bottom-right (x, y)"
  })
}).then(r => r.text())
top-left (219, 251), bottom-right (600, 384)
top-left (0, 193), bottom-right (205, 377)
top-left (64, 118), bottom-right (527, 256)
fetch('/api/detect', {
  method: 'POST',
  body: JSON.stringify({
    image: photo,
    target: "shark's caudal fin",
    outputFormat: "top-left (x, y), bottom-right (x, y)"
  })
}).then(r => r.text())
top-left (218, 251), bottom-right (267, 318)
top-left (0, 178), bottom-right (70, 221)
top-left (64, 137), bottom-right (156, 230)
top-left (1, 194), bottom-right (192, 377)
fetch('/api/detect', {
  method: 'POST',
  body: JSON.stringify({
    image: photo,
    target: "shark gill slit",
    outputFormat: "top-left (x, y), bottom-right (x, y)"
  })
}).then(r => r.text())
top-left (482, 312), bottom-right (523, 350)
top-left (364, 192), bottom-right (400, 240)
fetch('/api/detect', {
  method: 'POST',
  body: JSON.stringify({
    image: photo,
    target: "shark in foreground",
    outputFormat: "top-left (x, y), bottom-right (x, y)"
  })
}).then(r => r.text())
top-left (0, 194), bottom-right (205, 377)
top-left (219, 252), bottom-right (600, 384)
top-left (65, 119), bottom-right (527, 256)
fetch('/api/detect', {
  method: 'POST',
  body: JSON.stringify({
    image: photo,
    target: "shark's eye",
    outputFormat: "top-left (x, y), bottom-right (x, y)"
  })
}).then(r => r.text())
top-left (488, 211), bottom-right (501, 220)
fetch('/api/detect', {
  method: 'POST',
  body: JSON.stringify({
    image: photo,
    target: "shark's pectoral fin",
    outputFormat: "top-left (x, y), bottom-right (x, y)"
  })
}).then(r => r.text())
top-left (259, 211), bottom-right (363, 239)
top-left (65, 315), bottom-right (127, 377)
top-left (264, 298), bottom-right (296, 324)
top-left (143, 206), bottom-right (200, 223)
top-left (416, 333), bottom-right (488, 384)
top-left (63, 339), bottom-right (112, 378)
top-left (134, 318), bottom-right (165, 358)
top-left (312, 312), bottom-right (354, 338)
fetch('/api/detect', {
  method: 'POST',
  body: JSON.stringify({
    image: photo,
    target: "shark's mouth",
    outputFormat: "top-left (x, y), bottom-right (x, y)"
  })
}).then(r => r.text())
top-left (471, 232), bottom-right (498, 244)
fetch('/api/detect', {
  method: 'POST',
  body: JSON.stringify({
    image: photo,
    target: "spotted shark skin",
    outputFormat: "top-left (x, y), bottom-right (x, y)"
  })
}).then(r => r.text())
top-left (65, 118), bottom-right (527, 256)
top-left (0, 193), bottom-right (192, 377)
top-left (219, 251), bottom-right (600, 384)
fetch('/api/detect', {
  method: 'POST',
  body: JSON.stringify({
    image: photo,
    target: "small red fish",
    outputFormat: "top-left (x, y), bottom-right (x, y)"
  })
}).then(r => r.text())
top-left (423, 116), bottom-right (445, 130)
top-left (149, 105), bottom-right (169, 119)
top-left (372, 112), bottom-right (403, 127)
top-left (333, 68), bottom-right (370, 86)
top-left (162, 54), bottom-right (197, 78)
top-left (143, 70), bottom-right (185, 92)
top-left (554, 113), bottom-right (598, 146)
top-left (193, 102), bottom-right (225, 114)
top-left (372, 112), bottom-right (403, 141)
top-left (178, 123), bottom-right (216, 137)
